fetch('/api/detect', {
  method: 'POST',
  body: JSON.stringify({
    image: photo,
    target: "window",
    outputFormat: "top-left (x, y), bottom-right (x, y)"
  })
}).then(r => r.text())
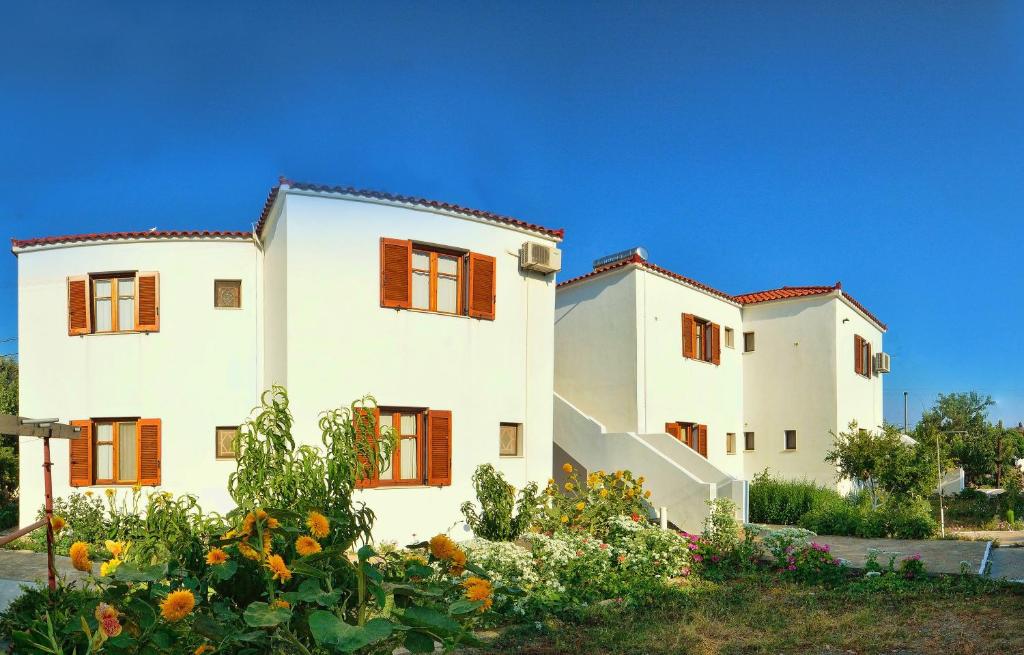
top-left (67, 273), bottom-right (160, 335)
top-left (215, 280), bottom-right (242, 308)
top-left (682, 314), bottom-right (721, 364)
top-left (381, 238), bottom-right (496, 320)
top-left (726, 433), bottom-right (736, 455)
top-left (854, 335), bottom-right (872, 378)
top-left (743, 331), bottom-right (755, 353)
top-left (724, 327), bottom-right (734, 349)
top-left (744, 431), bottom-right (755, 451)
top-left (410, 247), bottom-right (463, 314)
top-left (356, 407), bottom-right (453, 488)
top-left (499, 422), bottom-right (523, 457)
top-left (785, 430), bottom-right (797, 451)
top-left (666, 421), bottom-right (708, 458)
top-left (216, 426), bottom-right (239, 459)
top-left (377, 409), bottom-right (424, 485)
top-left (69, 418), bottom-right (161, 487)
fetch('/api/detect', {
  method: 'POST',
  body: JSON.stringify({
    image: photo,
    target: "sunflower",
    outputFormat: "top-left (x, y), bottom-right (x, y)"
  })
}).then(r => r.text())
top-left (100, 559), bottom-right (121, 577)
top-left (271, 599), bottom-right (290, 609)
top-left (429, 534), bottom-right (458, 560)
top-left (462, 577), bottom-right (493, 611)
top-left (205, 548), bottom-right (229, 566)
top-left (49, 516), bottom-right (66, 533)
top-left (194, 644), bottom-right (215, 655)
top-left (599, 489), bottom-right (609, 498)
top-left (105, 488), bottom-right (116, 498)
top-left (160, 589), bottom-right (195, 622)
top-left (306, 511), bottom-right (330, 539)
top-left (448, 548), bottom-right (467, 575)
top-left (69, 542), bottom-right (91, 572)
top-left (644, 490), bottom-right (652, 499)
top-left (295, 535), bottom-right (322, 557)
top-left (564, 483), bottom-right (574, 491)
top-left (575, 501), bottom-right (585, 511)
top-left (266, 554), bottom-right (292, 583)
top-left (104, 540), bottom-right (126, 558)
top-left (560, 515), bottom-right (569, 524)
top-left (561, 462), bottom-right (573, 474)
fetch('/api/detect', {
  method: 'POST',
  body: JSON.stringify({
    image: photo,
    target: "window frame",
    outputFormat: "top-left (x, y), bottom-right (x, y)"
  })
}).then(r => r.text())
top-left (726, 432), bottom-right (736, 455)
top-left (410, 245), bottom-right (465, 316)
top-left (91, 273), bottom-right (137, 334)
top-left (784, 429), bottom-right (797, 451)
top-left (743, 331), bottom-right (755, 353)
top-left (694, 317), bottom-right (713, 362)
top-left (744, 431), bottom-right (755, 451)
top-left (724, 327), bottom-right (734, 349)
top-left (92, 418), bottom-right (142, 485)
top-left (499, 422), bottom-right (523, 458)
top-left (857, 336), bottom-right (872, 378)
top-left (376, 407), bottom-right (427, 487)
top-left (214, 279), bottom-right (243, 309)
top-left (216, 426), bottom-right (239, 459)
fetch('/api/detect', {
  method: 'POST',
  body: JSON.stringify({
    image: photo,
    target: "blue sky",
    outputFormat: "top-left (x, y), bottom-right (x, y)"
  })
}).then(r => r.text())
top-left (1, 2), bottom-right (1022, 426)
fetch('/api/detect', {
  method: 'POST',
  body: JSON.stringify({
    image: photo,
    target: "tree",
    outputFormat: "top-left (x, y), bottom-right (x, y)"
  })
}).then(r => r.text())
top-left (827, 421), bottom-right (939, 506)
top-left (826, 421), bottom-right (896, 508)
top-left (914, 392), bottom-right (996, 486)
top-left (0, 355), bottom-right (17, 529)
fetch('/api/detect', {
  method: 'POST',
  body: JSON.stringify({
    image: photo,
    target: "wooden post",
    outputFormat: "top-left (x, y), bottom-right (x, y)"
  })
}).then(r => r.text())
top-left (42, 433), bottom-right (56, 591)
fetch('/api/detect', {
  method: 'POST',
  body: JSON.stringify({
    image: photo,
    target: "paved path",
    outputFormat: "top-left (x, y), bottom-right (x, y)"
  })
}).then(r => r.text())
top-left (808, 534), bottom-right (990, 576)
top-left (953, 530), bottom-right (1024, 546)
top-left (986, 547), bottom-right (1024, 581)
top-left (0, 550), bottom-right (87, 613)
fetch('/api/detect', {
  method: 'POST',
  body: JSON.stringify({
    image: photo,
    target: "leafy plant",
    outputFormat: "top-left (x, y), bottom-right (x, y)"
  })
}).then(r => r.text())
top-left (748, 471), bottom-right (843, 525)
top-left (535, 464), bottom-right (649, 537)
top-left (460, 464), bottom-right (540, 541)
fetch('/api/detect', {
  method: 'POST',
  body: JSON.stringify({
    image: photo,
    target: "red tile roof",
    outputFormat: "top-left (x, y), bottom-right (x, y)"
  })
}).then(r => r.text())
top-left (256, 178), bottom-right (564, 240)
top-left (11, 230), bottom-right (251, 250)
top-left (557, 254), bottom-right (735, 301)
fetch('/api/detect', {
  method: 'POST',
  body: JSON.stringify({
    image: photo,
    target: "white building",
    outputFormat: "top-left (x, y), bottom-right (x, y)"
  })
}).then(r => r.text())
top-left (554, 250), bottom-right (887, 528)
top-left (14, 179), bottom-right (563, 543)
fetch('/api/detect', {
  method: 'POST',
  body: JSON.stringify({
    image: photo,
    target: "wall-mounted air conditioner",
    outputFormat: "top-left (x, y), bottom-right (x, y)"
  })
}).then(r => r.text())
top-left (874, 351), bottom-right (891, 374)
top-left (520, 242), bottom-right (562, 274)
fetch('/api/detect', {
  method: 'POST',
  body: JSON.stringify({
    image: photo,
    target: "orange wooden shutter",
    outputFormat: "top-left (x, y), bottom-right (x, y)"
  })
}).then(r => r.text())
top-left (353, 407), bottom-right (381, 488)
top-left (426, 410), bottom-right (452, 486)
top-left (380, 238), bottom-right (412, 309)
top-left (865, 341), bottom-right (872, 377)
top-left (698, 424), bottom-right (708, 458)
top-left (135, 272), bottom-right (160, 332)
top-left (468, 253), bottom-right (496, 320)
top-left (682, 314), bottom-right (695, 358)
top-left (853, 335), bottom-right (864, 375)
top-left (711, 323), bottom-right (721, 365)
top-left (665, 422), bottom-right (682, 440)
top-left (69, 420), bottom-right (92, 486)
top-left (137, 418), bottom-right (161, 486)
top-left (67, 276), bottom-right (90, 336)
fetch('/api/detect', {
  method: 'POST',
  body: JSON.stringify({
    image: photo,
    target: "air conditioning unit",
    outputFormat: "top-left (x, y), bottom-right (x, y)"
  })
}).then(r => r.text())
top-left (874, 351), bottom-right (891, 374)
top-left (520, 242), bottom-right (562, 274)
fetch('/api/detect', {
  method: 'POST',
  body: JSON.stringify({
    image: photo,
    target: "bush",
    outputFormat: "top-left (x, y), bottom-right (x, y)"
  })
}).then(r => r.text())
top-left (460, 464), bottom-right (540, 541)
top-left (0, 583), bottom-right (99, 647)
top-left (535, 464), bottom-right (649, 537)
top-left (748, 471), bottom-right (844, 525)
top-left (798, 497), bottom-right (936, 539)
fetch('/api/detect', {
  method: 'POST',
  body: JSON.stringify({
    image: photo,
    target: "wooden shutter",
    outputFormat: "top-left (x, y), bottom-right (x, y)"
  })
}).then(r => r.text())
top-left (665, 422), bottom-right (682, 440)
top-left (67, 276), bottom-right (90, 336)
top-left (865, 341), bottom-right (872, 377)
top-left (426, 410), bottom-right (452, 486)
top-left (69, 420), bottom-right (92, 486)
top-left (137, 418), bottom-right (161, 486)
top-left (682, 314), bottom-right (696, 358)
top-left (710, 323), bottom-right (721, 365)
top-left (135, 272), bottom-right (160, 332)
top-left (353, 407), bottom-right (380, 488)
top-left (853, 335), bottom-right (864, 375)
top-left (697, 424), bottom-right (708, 458)
top-left (380, 238), bottom-right (412, 309)
top-left (468, 253), bottom-right (496, 320)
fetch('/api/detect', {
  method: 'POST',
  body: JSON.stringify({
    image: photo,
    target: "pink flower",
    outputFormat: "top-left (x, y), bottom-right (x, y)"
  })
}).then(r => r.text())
top-left (688, 543), bottom-right (699, 551)
top-left (681, 567), bottom-right (691, 576)
top-left (787, 564), bottom-right (796, 571)
top-left (693, 554), bottom-right (703, 562)
top-left (711, 555), bottom-right (721, 563)
top-left (599, 543), bottom-right (608, 550)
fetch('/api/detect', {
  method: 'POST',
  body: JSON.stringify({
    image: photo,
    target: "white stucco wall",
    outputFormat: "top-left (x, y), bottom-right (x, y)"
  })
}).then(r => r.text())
top-left (17, 239), bottom-right (259, 525)
top-left (833, 301), bottom-right (885, 434)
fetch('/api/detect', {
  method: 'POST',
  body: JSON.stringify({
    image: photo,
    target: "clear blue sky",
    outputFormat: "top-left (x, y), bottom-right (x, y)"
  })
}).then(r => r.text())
top-left (1, 2), bottom-right (1022, 427)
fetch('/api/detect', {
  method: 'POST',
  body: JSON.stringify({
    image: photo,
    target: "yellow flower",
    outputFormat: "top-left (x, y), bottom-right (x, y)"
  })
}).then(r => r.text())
top-left (637, 476), bottom-right (645, 485)
top-left (614, 470), bottom-right (623, 479)
top-left (100, 559), bottom-right (121, 577)
top-left (625, 489), bottom-right (635, 498)
top-left (160, 590), bottom-right (195, 622)
top-left (448, 548), bottom-right (467, 575)
top-left (266, 554), bottom-right (292, 583)
top-left (644, 490), bottom-right (652, 499)
top-left (271, 599), bottom-right (291, 609)
top-left (195, 644), bottom-right (215, 655)
top-left (462, 576), bottom-right (494, 611)
top-left (429, 534), bottom-right (458, 561)
top-left (306, 511), bottom-right (330, 539)
top-left (238, 531), bottom-right (272, 561)
top-left (242, 509), bottom-right (276, 535)
top-left (69, 542), bottom-right (91, 572)
top-left (295, 535), bottom-right (322, 557)
top-left (206, 548), bottom-right (229, 566)
top-left (85, 491), bottom-right (94, 497)
top-left (132, 484), bottom-right (142, 494)
top-left (561, 463), bottom-right (573, 474)
top-left (564, 483), bottom-right (574, 491)
top-left (105, 540), bottom-right (126, 558)
top-left (575, 501), bottom-right (585, 511)
top-left (600, 489), bottom-right (609, 498)
top-left (49, 516), bottom-right (66, 533)
top-left (547, 478), bottom-right (554, 485)
top-left (560, 515), bottom-right (569, 524)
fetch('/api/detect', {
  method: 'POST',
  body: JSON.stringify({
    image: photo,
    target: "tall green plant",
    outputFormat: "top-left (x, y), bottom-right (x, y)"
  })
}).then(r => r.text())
top-left (0, 354), bottom-right (18, 530)
top-left (460, 464), bottom-right (539, 541)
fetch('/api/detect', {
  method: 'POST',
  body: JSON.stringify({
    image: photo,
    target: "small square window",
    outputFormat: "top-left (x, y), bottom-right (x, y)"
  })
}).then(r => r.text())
top-left (499, 422), bottom-right (522, 457)
top-left (216, 426), bottom-right (239, 459)
top-left (724, 327), bottom-right (734, 349)
top-left (726, 432), bottom-right (736, 454)
top-left (743, 332), bottom-right (755, 353)
top-left (744, 431), bottom-right (755, 451)
top-left (215, 280), bottom-right (242, 309)
top-left (785, 430), bottom-right (797, 451)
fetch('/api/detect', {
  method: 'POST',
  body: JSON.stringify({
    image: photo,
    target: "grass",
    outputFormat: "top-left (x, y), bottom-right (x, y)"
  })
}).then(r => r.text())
top-left (487, 573), bottom-right (1024, 654)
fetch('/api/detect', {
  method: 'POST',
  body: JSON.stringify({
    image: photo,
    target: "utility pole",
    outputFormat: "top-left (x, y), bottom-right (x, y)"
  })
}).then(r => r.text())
top-left (997, 419), bottom-right (1004, 489)
top-left (904, 391), bottom-right (909, 433)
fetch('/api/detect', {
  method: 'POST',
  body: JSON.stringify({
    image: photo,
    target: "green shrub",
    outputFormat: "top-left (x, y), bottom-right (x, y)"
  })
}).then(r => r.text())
top-left (749, 471), bottom-right (844, 525)
top-left (798, 497), bottom-right (936, 539)
top-left (461, 464), bottom-right (540, 541)
top-left (0, 583), bottom-right (99, 646)
top-left (798, 499), bottom-right (863, 536)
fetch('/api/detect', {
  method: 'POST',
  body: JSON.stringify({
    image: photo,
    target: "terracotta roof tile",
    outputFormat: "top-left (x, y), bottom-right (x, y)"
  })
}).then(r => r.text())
top-left (11, 230), bottom-right (251, 250)
top-left (256, 178), bottom-right (564, 240)
top-left (557, 254), bottom-right (735, 301)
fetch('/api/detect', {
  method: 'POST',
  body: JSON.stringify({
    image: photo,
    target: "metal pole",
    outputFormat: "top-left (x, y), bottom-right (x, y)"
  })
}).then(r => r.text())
top-left (936, 430), bottom-right (945, 538)
top-left (42, 433), bottom-right (57, 591)
top-left (903, 391), bottom-right (909, 433)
